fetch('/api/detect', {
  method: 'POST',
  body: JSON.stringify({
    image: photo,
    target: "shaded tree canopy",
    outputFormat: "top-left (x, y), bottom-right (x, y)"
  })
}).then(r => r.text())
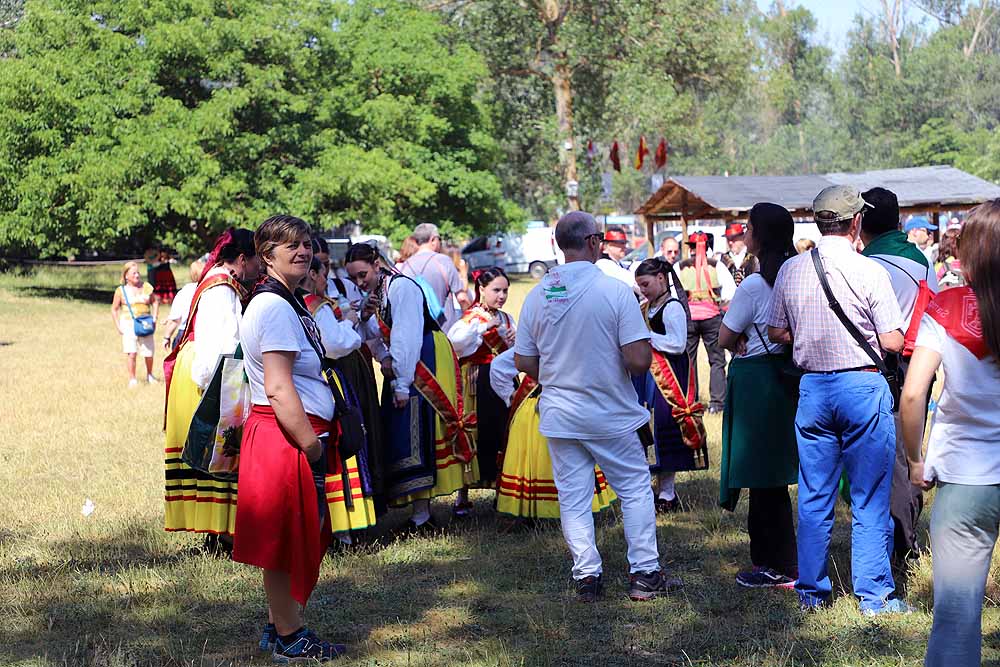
top-left (0, 0), bottom-right (521, 258)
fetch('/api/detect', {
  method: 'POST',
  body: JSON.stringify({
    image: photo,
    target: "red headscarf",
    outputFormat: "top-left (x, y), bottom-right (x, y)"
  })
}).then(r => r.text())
top-left (199, 228), bottom-right (236, 282)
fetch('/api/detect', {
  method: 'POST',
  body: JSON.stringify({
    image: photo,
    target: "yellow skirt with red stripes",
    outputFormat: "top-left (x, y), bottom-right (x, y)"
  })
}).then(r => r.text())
top-left (164, 343), bottom-right (237, 535)
top-left (390, 330), bottom-right (478, 507)
top-left (326, 455), bottom-right (377, 533)
top-left (496, 393), bottom-right (616, 520)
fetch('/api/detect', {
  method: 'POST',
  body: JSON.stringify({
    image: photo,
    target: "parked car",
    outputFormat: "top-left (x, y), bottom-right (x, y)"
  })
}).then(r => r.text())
top-left (463, 225), bottom-right (559, 280)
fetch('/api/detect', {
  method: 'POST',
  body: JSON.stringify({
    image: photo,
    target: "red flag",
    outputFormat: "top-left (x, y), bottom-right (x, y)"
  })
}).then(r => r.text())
top-left (654, 138), bottom-right (668, 170)
top-left (609, 140), bottom-right (621, 172)
top-left (635, 136), bottom-right (649, 170)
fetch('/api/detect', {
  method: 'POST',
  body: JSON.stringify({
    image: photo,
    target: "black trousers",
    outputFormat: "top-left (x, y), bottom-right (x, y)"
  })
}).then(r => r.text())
top-left (889, 357), bottom-right (927, 561)
top-left (686, 314), bottom-right (727, 410)
top-left (748, 486), bottom-right (797, 576)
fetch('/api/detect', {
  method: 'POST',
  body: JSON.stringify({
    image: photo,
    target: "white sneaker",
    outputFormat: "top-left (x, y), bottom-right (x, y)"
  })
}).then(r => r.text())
top-left (128, 378), bottom-right (139, 388)
top-left (147, 374), bottom-right (159, 384)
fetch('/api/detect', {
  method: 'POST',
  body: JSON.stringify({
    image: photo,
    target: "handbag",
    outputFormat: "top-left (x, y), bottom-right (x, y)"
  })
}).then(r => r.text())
top-left (809, 249), bottom-right (902, 411)
top-left (322, 362), bottom-right (366, 459)
top-left (121, 285), bottom-right (156, 337)
top-left (182, 345), bottom-right (250, 481)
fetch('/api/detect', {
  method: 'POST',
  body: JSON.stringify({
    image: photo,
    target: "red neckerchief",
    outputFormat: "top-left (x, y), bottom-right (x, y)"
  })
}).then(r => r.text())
top-left (926, 286), bottom-right (990, 360)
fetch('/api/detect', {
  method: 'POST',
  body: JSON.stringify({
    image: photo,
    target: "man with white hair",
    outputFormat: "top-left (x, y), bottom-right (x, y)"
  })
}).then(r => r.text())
top-left (515, 210), bottom-right (682, 603)
top-left (398, 222), bottom-right (471, 331)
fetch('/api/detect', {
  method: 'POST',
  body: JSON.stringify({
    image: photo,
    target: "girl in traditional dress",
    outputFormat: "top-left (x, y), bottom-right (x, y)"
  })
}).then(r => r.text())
top-left (303, 256), bottom-right (380, 536)
top-left (633, 258), bottom-right (708, 513)
top-left (446, 267), bottom-right (516, 516)
top-left (490, 349), bottom-right (616, 522)
top-left (163, 229), bottom-right (259, 544)
top-left (717, 203), bottom-right (799, 589)
top-left (345, 242), bottom-right (474, 532)
top-left (234, 215), bottom-right (345, 662)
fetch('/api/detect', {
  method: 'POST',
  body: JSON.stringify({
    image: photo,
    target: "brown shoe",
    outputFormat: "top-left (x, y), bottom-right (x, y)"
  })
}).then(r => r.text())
top-left (576, 575), bottom-right (603, 603)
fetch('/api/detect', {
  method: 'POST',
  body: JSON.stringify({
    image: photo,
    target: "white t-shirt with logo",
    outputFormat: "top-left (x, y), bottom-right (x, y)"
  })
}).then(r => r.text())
top-left (515, 261), bottom-right (650, 439)
top-left (722, 273), bottom-right (787, 359)
top-left (241, 292), bottom-right (335, 421)
top-left (917, 314), bottom-right (1000, 485)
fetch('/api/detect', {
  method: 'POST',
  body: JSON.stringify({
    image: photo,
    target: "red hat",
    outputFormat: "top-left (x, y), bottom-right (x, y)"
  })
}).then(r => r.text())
top-left (604, 229), bottom-right (628, 244)
top-left (725, 223), bottom-right (745, 238)
top-left (687, 231), bottom-right (709, 245)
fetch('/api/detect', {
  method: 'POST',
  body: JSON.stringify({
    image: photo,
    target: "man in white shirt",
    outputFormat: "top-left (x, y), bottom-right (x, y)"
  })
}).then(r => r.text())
top-left (719, 223), bottom-right (759, 287)
top-left (515, 211), bottom-right (682, 603)
top-left (594, 226), bottom-right (637, 288)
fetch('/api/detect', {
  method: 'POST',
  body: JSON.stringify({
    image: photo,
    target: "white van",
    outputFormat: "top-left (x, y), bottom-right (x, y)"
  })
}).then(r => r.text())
top-left (463, 222), bottom-right (559, 279)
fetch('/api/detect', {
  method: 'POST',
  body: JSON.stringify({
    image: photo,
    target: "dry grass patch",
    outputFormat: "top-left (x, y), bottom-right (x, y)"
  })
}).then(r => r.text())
top-left (2, 267), bottom-right (999, 666)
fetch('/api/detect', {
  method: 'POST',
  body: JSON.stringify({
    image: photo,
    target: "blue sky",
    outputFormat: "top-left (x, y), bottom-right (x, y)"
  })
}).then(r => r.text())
top-left (754, 0), bottom-right (875, 54)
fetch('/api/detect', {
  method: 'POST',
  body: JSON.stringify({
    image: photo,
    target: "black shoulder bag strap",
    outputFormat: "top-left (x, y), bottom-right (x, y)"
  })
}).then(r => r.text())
top-left (809, 248), bottom-right (888, 374)
top-left (810, 248), bottom-right (901, 410)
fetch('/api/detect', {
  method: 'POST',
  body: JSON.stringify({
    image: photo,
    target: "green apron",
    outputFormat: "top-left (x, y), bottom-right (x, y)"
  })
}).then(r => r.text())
top-left (719, 354), bottom-right (799, 510)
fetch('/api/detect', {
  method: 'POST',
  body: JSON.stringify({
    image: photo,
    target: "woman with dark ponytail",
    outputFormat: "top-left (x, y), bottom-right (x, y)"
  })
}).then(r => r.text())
top-left (345, 241), bottom-right (471, 532)
top-left (446, 267), bottom-right (516, 515)
top-left (717, 202), bottom-right (799, 589)
top-left (633, 256), bottom-right (707, 513)
top-left (901, 201), bottom-right (1000, 666)
top-left (163, 227), bottom-right (261, 541)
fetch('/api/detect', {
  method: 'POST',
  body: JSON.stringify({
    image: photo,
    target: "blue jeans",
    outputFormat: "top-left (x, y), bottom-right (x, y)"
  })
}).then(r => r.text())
top-left (925, 482), bottom-right (1000, 667)
top-left (794, 372), bottom-right (896, 611)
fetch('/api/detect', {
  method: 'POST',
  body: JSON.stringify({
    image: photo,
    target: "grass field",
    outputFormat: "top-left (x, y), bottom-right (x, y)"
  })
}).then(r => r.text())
top-left (1, 265), bottom-right (998, 667)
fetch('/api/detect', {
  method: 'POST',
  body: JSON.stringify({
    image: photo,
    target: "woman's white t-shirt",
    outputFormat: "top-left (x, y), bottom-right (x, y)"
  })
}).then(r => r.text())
top-left (722, 273), bottom-right (787, 359)
top-left (917, 314), bottom-right (1000, 485)
top-left (241, 293), bottom-right (335, 421)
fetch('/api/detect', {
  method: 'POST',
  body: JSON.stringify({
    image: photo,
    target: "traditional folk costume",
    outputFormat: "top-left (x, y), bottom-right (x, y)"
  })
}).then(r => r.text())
top-left (490, 350), bottom-right (616, 519)
top-left (633, 295), bottom-right (709, 475)
top-left (303, 293), bottom-right (378, 532)
top-left (719, 250), bottom-right (759, 287)
top-left (163, 266), bottom-right (246, 535)
top-left (359, 272), bottom-right (475, 507)
top-left (447, 304), bottom-right (516, 487)
top-left (677, 233), bottom-right (730, 412)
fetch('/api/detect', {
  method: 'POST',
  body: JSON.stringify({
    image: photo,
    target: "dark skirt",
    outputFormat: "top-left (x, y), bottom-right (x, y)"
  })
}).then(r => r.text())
top-left (469, 362), bottom-right (508, 487)
top-left (333, 349), bottom-right (387, 514)
top-left (633, 351), bottom-right (709, 473)
top-left (718, 354), bottom-right (799, 511)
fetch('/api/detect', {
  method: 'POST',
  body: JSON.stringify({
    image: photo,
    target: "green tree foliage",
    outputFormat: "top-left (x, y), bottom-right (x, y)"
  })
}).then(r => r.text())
top-left (0, 0), bottom-right (520, 258)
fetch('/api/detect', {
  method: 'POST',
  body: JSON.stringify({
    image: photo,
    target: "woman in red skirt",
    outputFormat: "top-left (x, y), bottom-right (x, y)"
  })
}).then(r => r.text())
top-left (234, 214), bottom-right (344, 662)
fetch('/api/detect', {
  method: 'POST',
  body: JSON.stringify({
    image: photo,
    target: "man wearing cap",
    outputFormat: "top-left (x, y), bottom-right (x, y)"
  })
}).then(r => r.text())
top-left (515, 211), bottom-right (682, 603)
top-left (676, 232), bottom-right (735, 413)
top-left (719, 223), bottom-right (759, 286)
top-left (595, 225), bottom-right (637, 288)
top-left (767, 185), bottom-right (910, 615)
top-left (904, 215), bottom-right (939, 265)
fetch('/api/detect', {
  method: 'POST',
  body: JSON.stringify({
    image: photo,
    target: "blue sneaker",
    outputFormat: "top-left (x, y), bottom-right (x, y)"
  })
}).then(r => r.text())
top-left (862, 598), bottom-right (915, 617)
top-left (259, 623), bottom-right (277, 652)
top-left (273, 628), bottom-right (346, 663)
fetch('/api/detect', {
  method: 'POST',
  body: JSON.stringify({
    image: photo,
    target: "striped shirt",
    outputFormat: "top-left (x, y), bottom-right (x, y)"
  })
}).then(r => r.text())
top-left (767, 236), bottom-right (905, 372)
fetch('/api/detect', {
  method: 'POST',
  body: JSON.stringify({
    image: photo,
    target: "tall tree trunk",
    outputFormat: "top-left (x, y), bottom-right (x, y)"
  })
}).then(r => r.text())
top-left (551, 62), bottom-right (580, 211)
top-left (880, 0), bottom-right (903, 78)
